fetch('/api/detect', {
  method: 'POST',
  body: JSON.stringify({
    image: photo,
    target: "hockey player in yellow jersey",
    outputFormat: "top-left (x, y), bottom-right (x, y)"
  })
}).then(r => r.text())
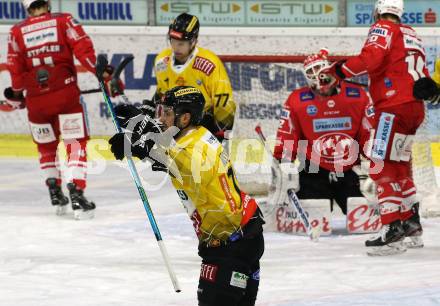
top-left (153, 13), bottom-right (236, 140)
top-left (109, 86), bottom-right (264, 306)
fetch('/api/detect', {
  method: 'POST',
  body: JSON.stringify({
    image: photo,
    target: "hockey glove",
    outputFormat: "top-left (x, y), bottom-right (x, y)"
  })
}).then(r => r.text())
top-left (2, 87), bottom-right (25, 111)
top-left (318, 60), bottom-right (346, 84)
top-left (413, 77), bottom-right (440, 102)
top-left (109, 114), bottom-right (162, 160)
top-left (114, 104), bottom-right (143, 129)
top-left (102, 65), bottom-right (125, 97)
top-left (141, 98), bottom-right (157, 119)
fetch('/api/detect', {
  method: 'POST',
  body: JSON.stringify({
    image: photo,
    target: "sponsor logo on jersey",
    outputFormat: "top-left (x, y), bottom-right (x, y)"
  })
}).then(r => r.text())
top-left (280, 108), bottom-right (290, 119)
top-left (21, 19), bottom-right (57, 34)
top-left (366, 105), bottom-right (375, 117)
top-left (300, 91), bottom-right (315, 101)
top-left (230, 272), bottom-right (248, 289)
top-left (386, 90), bottom-right (396, 97)
top-left (307, 105), bottom-right (318, 116)
top-left (369, 27), bottom-right (388, 37)
top-left (403, 34), bottom-right (425, 54)
top-left (384, 77), bottom-right (392, 88)
top-left (24, 27), bottom-right (58, 48)
top-left (327, 100), bottom-right (335, 108)
top-left (312, 132), bottom-right (354, 162)
top-left (372, 113), bottom-right (395, 160)
top-left (219, 174), bottom-right (237, 213)
top-left (193, 56), bottom-right (216, 76)
top-left (313, 117), bottom-right (352, 132)
top-left (345, 87), bottom-right (360, 98)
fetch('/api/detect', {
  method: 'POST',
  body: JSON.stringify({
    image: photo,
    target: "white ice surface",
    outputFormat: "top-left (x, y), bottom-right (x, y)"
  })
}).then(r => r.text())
top-left (1, 159), bottom-right (440, 306)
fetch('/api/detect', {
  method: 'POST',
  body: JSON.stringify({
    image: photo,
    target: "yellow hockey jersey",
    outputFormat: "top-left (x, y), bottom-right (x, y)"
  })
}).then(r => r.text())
top-left (166, 126), bottom-right (257, 245)
top-left (432, 58), bottom-right (440, 85)
top-left (154, 47), bottom-right (236, 130)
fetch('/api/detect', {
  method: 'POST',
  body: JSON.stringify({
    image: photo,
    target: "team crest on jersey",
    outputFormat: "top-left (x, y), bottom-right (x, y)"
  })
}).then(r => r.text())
top-left (193, 56), bottom-right (216, 76)
top-left (306, 105), bottom-right (318, 116)
top-left (176, 76), bottom-right (185, 86)
top-left (345, 87), bottom-right (360, 98)
top-left (300, 91), bottom-right (315, 101)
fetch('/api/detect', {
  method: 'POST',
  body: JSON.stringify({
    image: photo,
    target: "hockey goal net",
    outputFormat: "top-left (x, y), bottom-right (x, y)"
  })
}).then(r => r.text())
top-left (220, 55), bottom-right (440, 217)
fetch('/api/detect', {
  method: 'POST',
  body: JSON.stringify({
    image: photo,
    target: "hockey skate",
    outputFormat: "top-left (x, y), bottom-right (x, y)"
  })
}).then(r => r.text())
top-left (46, 178), bottom-right (69, 216)
top-left (67, 183), bottom-right (96, 220)
top-left (365, 220), bottom-right (406, 256)
top-left (403, 203), bottom-right (424, 249)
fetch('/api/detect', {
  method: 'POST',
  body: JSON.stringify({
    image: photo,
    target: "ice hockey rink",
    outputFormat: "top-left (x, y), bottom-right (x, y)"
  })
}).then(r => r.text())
top-left (1, 159), bottom-right (440, 306)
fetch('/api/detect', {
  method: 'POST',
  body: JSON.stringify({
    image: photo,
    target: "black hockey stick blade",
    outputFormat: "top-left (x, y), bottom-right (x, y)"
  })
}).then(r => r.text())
top-left (112, 55), bottom-right (134, 81)
top-left (111, 55), bottom-right (134, 96)
top-left (344, 79), bottom-right (368, 87)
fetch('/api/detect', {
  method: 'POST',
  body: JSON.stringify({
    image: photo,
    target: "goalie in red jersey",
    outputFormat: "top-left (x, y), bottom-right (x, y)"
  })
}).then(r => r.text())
top-left (321, 0), bottom-right (428, 255)
top-left (4, 0), bottom-right (121, 219)
top-left (273, 48), bottom-right (372, 218)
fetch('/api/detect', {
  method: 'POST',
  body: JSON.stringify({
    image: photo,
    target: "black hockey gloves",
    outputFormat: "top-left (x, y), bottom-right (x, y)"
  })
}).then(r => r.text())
top-left (109, 114), bottom-right (161, 160)
top-left (413, 77), bottom-right (440, 104)
top-left (114, 99), bottom-right (157, 129)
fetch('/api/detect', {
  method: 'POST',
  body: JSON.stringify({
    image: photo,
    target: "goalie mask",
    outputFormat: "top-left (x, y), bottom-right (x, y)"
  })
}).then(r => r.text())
top-left (303, 48), bottom-right (336, 96)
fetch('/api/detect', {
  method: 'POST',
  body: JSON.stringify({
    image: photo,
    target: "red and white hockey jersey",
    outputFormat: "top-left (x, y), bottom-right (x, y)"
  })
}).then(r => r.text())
top-left (274, 82), bottom-right (372, 172)
top-left (7, 12), bottom-right (96, 97)
top-left (341, 19), bottom-right (428, 109)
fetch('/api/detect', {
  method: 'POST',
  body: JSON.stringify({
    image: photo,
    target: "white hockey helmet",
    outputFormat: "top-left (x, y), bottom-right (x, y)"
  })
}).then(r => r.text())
top-left (303, 48), bottom-right (335, 95)
top-left (22, 0), bottom-right (49, 10)
top-left (374, 0), bottom-right (404, 19)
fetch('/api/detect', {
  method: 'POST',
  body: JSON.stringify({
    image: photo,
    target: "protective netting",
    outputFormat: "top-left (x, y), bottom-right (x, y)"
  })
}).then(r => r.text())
top-left (224, 60), bottom-right (440, 216)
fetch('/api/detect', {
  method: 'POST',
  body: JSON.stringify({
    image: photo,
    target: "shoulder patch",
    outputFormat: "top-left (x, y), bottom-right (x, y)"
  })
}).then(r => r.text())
top-left (192, 56), bottom-right (216, 76)
top-left (155, 56), bottom-right (170, 72)
top-left (300, 90), bottom-right (315, 102)
top-left (345, 87), bottom-right (361, 98)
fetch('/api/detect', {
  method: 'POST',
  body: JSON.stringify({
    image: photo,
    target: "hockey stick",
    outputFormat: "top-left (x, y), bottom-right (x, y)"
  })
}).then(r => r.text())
top-left (255, 125), bottom-right (320, 241)
top-left (96, 54), bottom-right (181, 293)
top-left (0, 88), bottom-right (104, 109)
top-left (344, 79), bottom-right (368, 88)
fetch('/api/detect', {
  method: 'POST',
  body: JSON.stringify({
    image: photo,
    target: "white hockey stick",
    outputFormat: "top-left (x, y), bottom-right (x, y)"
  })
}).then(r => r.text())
top-left (255, 125), bottom-right (320, 241)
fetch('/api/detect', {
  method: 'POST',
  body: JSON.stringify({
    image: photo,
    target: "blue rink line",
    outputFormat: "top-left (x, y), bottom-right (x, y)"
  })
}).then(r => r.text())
top-left (275, 286), bottom-right (440, 306)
